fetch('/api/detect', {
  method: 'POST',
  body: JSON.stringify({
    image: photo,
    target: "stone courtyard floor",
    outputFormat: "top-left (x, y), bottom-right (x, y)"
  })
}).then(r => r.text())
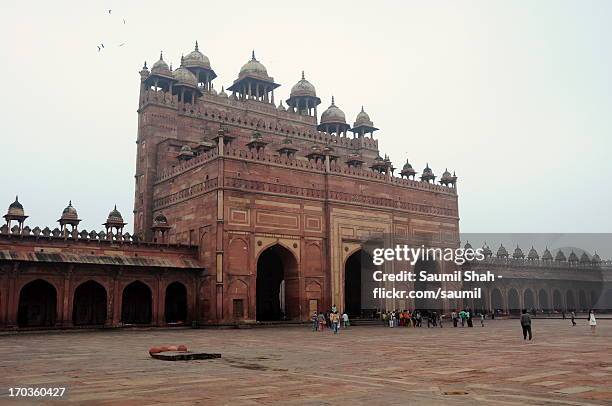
top-left (0, 319), bottom-right (610, 405)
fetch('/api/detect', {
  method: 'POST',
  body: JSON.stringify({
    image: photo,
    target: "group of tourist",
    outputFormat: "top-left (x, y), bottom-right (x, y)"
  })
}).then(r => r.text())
top-left (311, 305), bottom-right (349, 334)
top-left (378, 308), bottom-right (485, 328)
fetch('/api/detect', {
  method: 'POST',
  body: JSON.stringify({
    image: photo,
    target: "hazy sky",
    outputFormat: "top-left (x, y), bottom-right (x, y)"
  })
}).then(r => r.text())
top-left (1, 1), bottom-right (611, 234)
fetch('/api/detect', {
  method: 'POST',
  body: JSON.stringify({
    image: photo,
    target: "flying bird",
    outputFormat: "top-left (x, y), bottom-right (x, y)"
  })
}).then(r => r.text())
top-left (123, 18), bottom-right (126, 24)
top-left (108, 9), bottom-right (112, 14)
top-left (118, 43), bottom-right (126, 47)
top-left (97, 46), bottom-right (101, 52)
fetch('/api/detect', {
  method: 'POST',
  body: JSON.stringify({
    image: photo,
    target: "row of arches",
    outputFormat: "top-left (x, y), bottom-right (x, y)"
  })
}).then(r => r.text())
top-left (17, 279), bottom-right (188, 328)
top-left (489, 287), bottom-right (607, 314)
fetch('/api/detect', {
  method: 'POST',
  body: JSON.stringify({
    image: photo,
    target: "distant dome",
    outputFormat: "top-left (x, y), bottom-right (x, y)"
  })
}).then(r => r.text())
top-left (513, 245), bottom-right (525, 259)
top-left (555, 250), bottom-right (567, 262)
top-left (320, 97), bottom-right (346, 124)
top-left (464, 241), bottom-right (473, 250)
top-left (277, 100), bottom-right (286, 111)
top-left (290, 71), bottom-right (316, 98)
top-left (105, 205), bottom-right (125, 226)
top-left (422, 164), bottom-right (434, 176)
top-left (183, 41), bottom-right (211, 69)
top-left (7, 196), bottom-right (24, 217)
top-left (354, 106), bottom-right (373, 127)
top-left (591, 252), bottom-right (601, 264)
top-left (61, 201), bottom-right (79, 220)
top-left (542, 248), bottom-right (553, 260)
top-left (482, 243), bottom-right (492, 257)
top-left (218, 86), bottom-right (228, 98)
top-left (173, 66), bottom-right (198, 87)
top-left (568, 251), bottom-right (579, 262)
top-left (239, 51), bottom-right (268, 78)
top-left (151, 52), bottom-right (171, 76)
top-left (579, 252), bottom-right (590, 263)
top-left (497, 244), bottom-right (508, 258)
top-left (528, 247), bottom-right (539, 260)
top-left (441, 168), bottom-right (452, 181)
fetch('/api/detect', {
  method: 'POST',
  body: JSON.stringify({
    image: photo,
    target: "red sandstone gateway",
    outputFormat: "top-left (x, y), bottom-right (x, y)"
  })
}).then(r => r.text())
top-left (0, 43), bottom-right (462, 329)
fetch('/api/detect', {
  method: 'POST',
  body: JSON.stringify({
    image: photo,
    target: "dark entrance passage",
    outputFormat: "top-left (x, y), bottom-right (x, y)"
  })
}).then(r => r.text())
top-left (165, 282), bottom-right (187, 323)
top-left (121, 281), bottom-right (152, 324)
top-left (256, 244), bottom-right (298, 321)
top-left (18, 279), bottom-right (57, 327)
top-left (73, 280), bottom-right (107, 326)
top-left (344, 251), bottom-right (362, 317)
top-left (413, 260), bottom-right (441, 311)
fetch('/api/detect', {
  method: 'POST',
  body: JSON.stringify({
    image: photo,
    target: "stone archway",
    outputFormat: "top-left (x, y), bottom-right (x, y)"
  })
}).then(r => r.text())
top-left (579, 290), bottom-right (588, 311)
top-left (18, 279), bottom-right (57, 327)
top-left (508, 288), bottom-right (520, 315)
top-left (121, 281), bottom-right (152, 324)
top-left (165, 281), bottom-right (187, 324)
top-left (566, 290), bottom-right (576, 312)
top-left (491, 288), bottom-right (503, 312)
top-left (553, 289), bottom-right (563, 312)
top-left (524, 289), bottom-right (535, 311)
top-left (256, 244), bottom-right (299, 321)
top-left (73, 280), bottom-right (107, 326)
top-left (539, 288), bottom-right (549, 311)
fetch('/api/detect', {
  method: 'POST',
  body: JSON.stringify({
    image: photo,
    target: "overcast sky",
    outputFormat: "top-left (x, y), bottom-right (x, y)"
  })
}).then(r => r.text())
top-left (1, 1), bottom-right (611, 235)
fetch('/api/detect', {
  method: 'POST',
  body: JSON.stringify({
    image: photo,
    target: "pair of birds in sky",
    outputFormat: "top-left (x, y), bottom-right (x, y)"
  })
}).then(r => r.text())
top-left (97, 9), bottom-right (127, 52)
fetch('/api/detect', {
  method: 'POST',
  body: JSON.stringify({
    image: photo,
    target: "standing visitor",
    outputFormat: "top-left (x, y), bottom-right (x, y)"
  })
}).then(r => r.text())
top-left (331, 304), bottom-right (337, 313)
top-left (330, 312), bottom-right (340, 334)
top-left (466, 309), bottom-right (473, 328)
top-left (520, 309), bottom-right (532, 341)
top-left (588, 310), bottom-right (597, 334)
top-left (311, 312), bottom-right (318, 332)
top-left (480, 312), bottom-right (485, 327)
top-left (342, 312), bottom-right (349, 328)
top-left (318, 312), bottom-right (326, 331)
top-left (452, 311), bottom-right (458, 327)
top-left (570, 311), bottom-right (576, 326)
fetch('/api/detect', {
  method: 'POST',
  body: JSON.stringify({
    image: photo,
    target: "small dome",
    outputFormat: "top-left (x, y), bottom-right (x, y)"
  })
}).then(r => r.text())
top-left (183, 41), bottom-right (211, 70)
top-left (497, 244), bottom-right (508, 258)
top-left (354, 106), bottom-right (373, 127)
top-left (528, 246), bottom-right (539, 260)
top-left (277, 100), bottom-right (286, 111)
top-left (441, 168), bottom-right (452, 181)
top-left (173, 66), bottom-right (198, 87)
top-left (218, 86), bottom-right (228, 98)
top-left (61, 201), bottom-right (79, 220)
top-left (320, 97), bottom-right (346, 124)
top-left (153, 213), bottom-right (168, 225)
top-left (580, 252), bottom-right (590, 263)
top-left (106, 205), bottom-right (124, 224)
top-left (591, 252), bottom-right (601, 264)
top-left (239, 51), bottom-right (268, 78)
top-left (482, 243), bottom-right (492, 257)
top-left (151, 52), bottom-right (171, 76)
top-left (290, 71), bottom-right (316, 98)
top-left (542, 247), bottom-right (553, 260)
top-left (7, 196), bottom-right (25, 216)
top-left (464, 241), bottom-right (473, 250)
top-left (568, 251), bottom-right (579, 262)
top-left (402, 160), bottom-right (413, 171)
top-left (555, 250), bottom-right (567, 262)
top-left (209, 85), bottom-right (218, 95)
top-left (513, 245), bottom-right (524, 259)
top-left (422, 164), bottom-right (434, 176)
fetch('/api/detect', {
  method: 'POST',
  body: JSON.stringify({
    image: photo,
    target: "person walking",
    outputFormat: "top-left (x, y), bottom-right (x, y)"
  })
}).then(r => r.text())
top-left (588, 310), bottom-right (597, 334)
top-left (451, 311), bottom-right (458, 327)
top-left (342, 312), bottom-right (349, 328)
top-left (480, 312), bottom-right (485, 327)
top-left (311, 311), bottom-right (318, 332)
top-left (520, 309), bottom-right (532, 341)
top-left (331, 312), bottom-right (340, 334)
top-left (570, 311), bottom-right (576, 327)
top-left (318, 312), bottom-right (326, 332)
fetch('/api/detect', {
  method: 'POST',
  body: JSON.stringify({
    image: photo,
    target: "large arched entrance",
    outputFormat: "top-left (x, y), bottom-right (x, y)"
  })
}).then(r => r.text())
top-left (553, 290), bottom-right (563, 311)
top-left (18, 279), bottom-right (57, 327)
top-left (73, 280), bottom-right (107, 326)
top-left (121, 281), bottom-right (152, 324)
top-left (566, 290), bottom-right (575, 311)
top-left (579, 290), bottom-right (587, 311)
top-left (524, 289), bottom-right (535, 311)
top-left (491, 288), bottom-right (503, 312)
top-left (539, 288), bottom-right (549, 311)
top-left (165, 282), bottom-right (187, 324)
top-left (256, 244), bottom-right (299, 321)
top-left (508, 288), bottom-right (520, 315)
top-left (413, 260), bottom-right (441, 311)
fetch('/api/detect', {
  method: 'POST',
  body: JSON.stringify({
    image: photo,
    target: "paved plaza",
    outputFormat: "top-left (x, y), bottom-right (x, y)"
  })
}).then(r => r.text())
top-left (0, 319), bottom-right (610, 405)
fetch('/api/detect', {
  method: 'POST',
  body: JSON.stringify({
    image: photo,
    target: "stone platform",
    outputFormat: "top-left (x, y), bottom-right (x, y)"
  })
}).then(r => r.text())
top-left (0, 319), bottom-right (610, 405)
